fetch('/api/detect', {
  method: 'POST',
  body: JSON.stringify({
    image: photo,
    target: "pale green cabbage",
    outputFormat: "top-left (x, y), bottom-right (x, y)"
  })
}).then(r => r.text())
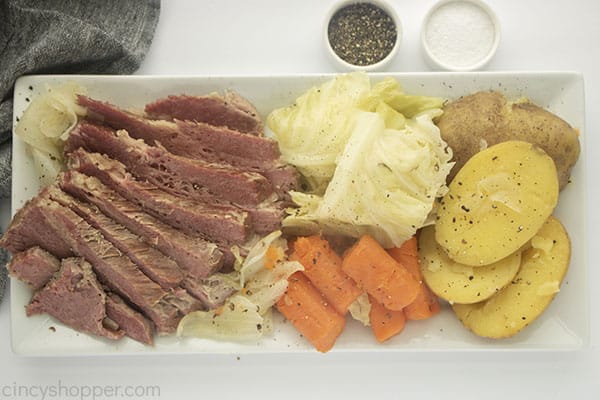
top-left (267, 72), bottom-right (371, 193)
top-left (177, 294), bottom-right (270, 341)
top-left (15, 82), bottom-right (87, 187)
top-left (177, 232), bottom-right (303, 341)
top-left (348, 293), bottom-right (372, 327)
top-left (277, 75), bottom-right (453, 248)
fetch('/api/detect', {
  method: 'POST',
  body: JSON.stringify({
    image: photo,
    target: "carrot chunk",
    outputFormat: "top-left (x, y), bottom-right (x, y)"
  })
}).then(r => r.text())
top-left (388, 236), bottom-right (440, 320)
top-left (341, 235), bottom-right (420, 311)
top-left (276, 272), bottom-right (346, 353)
top-left (290, 235), bottom-right (362, 315)
top-left (368, 295), bottom-right (406, 343)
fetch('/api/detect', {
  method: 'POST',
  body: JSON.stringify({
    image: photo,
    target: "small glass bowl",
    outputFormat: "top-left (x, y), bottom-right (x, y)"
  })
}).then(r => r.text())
top-left (324, 0), bottom-right (403, 72)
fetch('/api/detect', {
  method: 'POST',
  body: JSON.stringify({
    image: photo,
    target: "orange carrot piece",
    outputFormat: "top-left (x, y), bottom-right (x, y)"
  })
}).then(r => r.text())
top-left (387, 237), bottom-right (440, 320)
top-left (341, 235), bottom-right (420, 311)
top-left (368, 295), bottom-right (406, 343)
top-left (276, 272), bottom-right (346, 353)
top-left (387, 236), bottom-right (421, 282)
top-left (290, 235), bottom-right (362, 315)
top-left (404, 290), bottom-right (440, 320)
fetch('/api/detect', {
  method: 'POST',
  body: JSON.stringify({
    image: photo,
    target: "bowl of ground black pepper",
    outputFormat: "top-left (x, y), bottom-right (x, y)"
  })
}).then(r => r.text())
top-left (324, 0), bottom-right (402, 71)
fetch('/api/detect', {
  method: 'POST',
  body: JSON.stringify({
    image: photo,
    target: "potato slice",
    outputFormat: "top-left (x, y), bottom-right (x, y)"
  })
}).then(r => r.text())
top-left (419, 226), bottom-right (521, 304)
top-left (435, 140), bottom-right (559, 266)
top-left (452, 216), bottom-right (571, 339)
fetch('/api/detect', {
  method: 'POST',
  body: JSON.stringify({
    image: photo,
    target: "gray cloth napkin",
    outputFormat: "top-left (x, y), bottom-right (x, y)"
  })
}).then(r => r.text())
top-left (0, 231), bottom-right (6, 304)
top-left (0, 0), bottom-right (160, 303)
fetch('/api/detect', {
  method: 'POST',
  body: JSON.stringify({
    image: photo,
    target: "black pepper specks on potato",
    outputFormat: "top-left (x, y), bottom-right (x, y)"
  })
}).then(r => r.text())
top-left (434, 141), bottom-right (559, 266)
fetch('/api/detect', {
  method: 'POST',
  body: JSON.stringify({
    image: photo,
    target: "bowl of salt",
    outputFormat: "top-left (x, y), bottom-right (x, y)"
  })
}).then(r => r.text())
top-left (421, 0), bottom-right (500, 71)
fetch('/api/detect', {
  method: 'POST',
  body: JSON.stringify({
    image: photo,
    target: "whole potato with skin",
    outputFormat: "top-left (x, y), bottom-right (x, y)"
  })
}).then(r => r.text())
top-left (435, 140), bottom-right (559, 266)
top-left (437, 91), bottom-right (580, 190)
top-left (419, 226), bottom-right (522, 305)
top-left (452, 216), bottom-right (571, 339)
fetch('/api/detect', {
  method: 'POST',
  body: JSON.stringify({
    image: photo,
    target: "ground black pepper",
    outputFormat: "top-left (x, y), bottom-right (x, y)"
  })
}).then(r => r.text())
top-left (328, 2), bottom-right (397, 66)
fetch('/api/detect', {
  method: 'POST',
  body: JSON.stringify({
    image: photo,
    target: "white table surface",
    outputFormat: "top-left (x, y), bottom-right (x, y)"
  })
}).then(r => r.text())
top-left (1, 0), bottom-right (599, 398)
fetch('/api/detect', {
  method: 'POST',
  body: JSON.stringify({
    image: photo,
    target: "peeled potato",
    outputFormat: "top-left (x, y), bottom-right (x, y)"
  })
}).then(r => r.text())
top-left (452, 216), bottom-right (571, 339)
top-left (435, 140), bottom-right (559, 266)
top-left (419, 226), bottom-right (521, 304)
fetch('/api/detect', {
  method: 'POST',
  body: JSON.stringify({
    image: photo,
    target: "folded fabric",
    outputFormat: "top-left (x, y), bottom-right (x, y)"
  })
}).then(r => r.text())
top-left (0, 235), bottom-right (7, 304)
top-left (0, 0), bottom-right (161, 199)
top-left (0, 0), bottom-right (161, 303)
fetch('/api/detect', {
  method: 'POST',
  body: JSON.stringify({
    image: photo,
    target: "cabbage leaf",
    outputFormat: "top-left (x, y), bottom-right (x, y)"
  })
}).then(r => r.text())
top-left (284, 109), bottom-right (453, 248)
top-left (267, 73), bottom-right (371, 193)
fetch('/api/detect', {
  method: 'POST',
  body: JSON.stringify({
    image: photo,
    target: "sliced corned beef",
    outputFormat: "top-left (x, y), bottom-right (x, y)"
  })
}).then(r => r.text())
top-left (68, 147), bottom-right (285, 236)
top-left (75, 96), bottom-right (298, 198)
top-left (67, 149), bottom-right (252, 244)
top-left (163, 287), bottom-right (207, 315)
top-left (105, 293), bottom-right (155, 345)
top-left (6, 246), bottom-right (60, 290)
top-left (8, 244), bottom-right (155, 345)
top-left (58, 171), bottom-right (224, 279)
top-left (174, 120), bottom-right (299, 197)
top-left (171, 119), bottom-right (278, 164)
top-left (0, 201), bottom-right (71, 258)
top-left (65, 122), bottom-right (272, 206)
top-left (84, 91), bottom-right (263, 135)
top-left (26, 257), bottom-right (125, 341)
top-left (79, 95), bottom-right (272, 161)
top-left (182, 274), bottom-right (239, 310)
top-left (246, 207), bottom-right (286, 234)
top-left (3, 193), bottom-right (182, 333)
top-left (45, 185), bottom-right (186, 290)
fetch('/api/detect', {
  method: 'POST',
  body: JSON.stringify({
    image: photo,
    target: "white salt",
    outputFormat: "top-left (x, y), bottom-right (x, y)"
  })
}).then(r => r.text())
top-left (425, 1), bottom-right (496, 68)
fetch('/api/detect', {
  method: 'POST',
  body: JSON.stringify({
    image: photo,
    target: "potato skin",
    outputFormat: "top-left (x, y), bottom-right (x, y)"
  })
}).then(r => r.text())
top-left (419, 226), bottom-right (521, 304)
top-left (437, 91), bottom-right (580, 190)
top-left (452, 216), bottom-right (571, 339)
top-left (435, 141), bottom-right (559, 266)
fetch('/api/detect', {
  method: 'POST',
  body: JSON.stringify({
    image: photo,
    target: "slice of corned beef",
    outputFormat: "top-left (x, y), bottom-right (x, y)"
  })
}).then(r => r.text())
top-left (174, 120), bottom-right (299, 197)
top-left (65, 122), bottom-right (272, 206)
top-left (6, 246), bottom-right (60, 290)
top-left (45, 185), bottom-right (186, 290)
top-left (182, 274), bottom-right (239, 310)
top-left (247, 207), bottom-right (286, 234)
top-left (0, 199), bottom-right (71, 258)
top-left (163, 287), bottom-right (207, 315)
top-left (67, 147), bottom-right (285, 236)
top-left (116, 91), bottom-right (263, 135)
top-left (75, 96), bottom-right (298, 198)
top-left (171, 119), bottom-right (278, 164)
top-left (8, 194), bottom-right (182, 334)
top-left (58, 171), bottom-right (224, 279)
top-left (79, 95), bottom-right (272, 161)
top-left (26, 257), bottom-right (125, 341)
top-left (105, 293), bottom-right (154, 345)
top-left (67, 149), bottom-right (252, 244)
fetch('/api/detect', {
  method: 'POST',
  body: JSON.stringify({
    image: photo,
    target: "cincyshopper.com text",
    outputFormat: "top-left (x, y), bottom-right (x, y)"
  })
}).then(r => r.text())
top-left (1, 380), bottom-right (160, 400)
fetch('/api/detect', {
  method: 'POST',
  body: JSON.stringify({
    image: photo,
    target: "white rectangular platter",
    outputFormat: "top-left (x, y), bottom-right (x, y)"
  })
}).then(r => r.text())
top-left (10, 72), bottom-right (588, 355)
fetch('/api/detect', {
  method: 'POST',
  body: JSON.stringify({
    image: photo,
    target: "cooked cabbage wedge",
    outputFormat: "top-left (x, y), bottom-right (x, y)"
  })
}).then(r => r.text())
top-left (15, 82), bottom-right (86, 186)
top-left (270, 73), bottom-right (451, 247)
top-left (177, 295), bottom-right (270, 341)
top-left (284, 109), bottom-right (453, 248)
top-left (359, 77), bottom-right (445, 118)
top-left (177, 231), bottom-right (303, 341)
top-left (267, 73), bottom-right (371, 193)
top-left (348, 292), bottom-right (372, 326)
